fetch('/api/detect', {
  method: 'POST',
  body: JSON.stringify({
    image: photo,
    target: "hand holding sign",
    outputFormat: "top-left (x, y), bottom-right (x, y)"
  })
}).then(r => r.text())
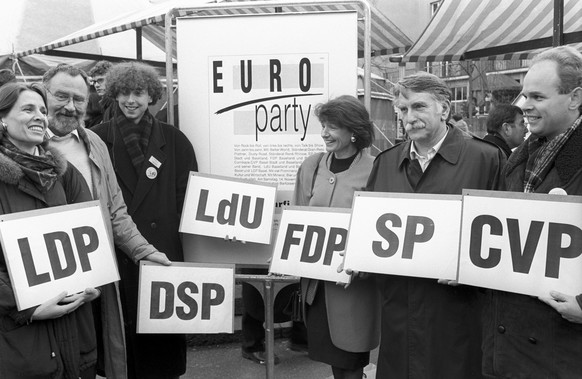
top-left (143, 251), bottom-right (172, 266)
top-left (32, 291), bottom-right (83, 321)
top-left (539, 291), bottom-right (582, 324)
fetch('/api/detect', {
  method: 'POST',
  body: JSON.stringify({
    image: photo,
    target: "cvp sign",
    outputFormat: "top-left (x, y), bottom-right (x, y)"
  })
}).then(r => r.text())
top-left (343, 192), bottom-right (463, 280)
top-left (179, 173), bottom-right (277, 244)
top-left (0, 201), bottom-right (118, 310)
top-left (269, 207), bottom-right (351, 283)
top-left (137, 262), bottom-right (234, 334)
top-left (458, 190), bottom-right (582, 297)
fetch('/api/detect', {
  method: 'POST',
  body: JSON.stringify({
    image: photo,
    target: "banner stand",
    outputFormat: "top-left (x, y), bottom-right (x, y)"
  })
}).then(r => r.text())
top-left (235, 274), bottom-right (299, 377)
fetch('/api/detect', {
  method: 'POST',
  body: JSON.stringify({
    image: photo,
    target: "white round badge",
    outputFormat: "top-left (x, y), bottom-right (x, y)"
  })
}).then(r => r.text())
top-left (146, 167), bottom-right (158, 179)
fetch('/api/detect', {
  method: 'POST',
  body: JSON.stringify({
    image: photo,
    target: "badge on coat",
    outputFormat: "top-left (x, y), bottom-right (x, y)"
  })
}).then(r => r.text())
top-left (146, 167), bottom-right (158, 179)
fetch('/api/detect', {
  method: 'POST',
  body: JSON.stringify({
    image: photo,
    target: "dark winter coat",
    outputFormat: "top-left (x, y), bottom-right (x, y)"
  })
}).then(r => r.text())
top-left (0, 146), bottom-right (96, 379)
top-left (92, 114), bottom-right (197, 379)
top-left (483, 132), bottom-right (513, 158)
top-left (366, 125), bottom-right (505, 379)
top-left (482, 125), bottom-right (582, 378)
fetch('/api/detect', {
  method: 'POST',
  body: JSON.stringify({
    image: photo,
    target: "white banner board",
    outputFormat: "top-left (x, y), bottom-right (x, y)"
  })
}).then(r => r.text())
top-left (177, 11), bottom-right (357, 203)
top-left (137, 262), bottom-right (235, 334)
top-left (344, 192), bottom-right (463, 280)
top-left (269, 207), bottom-right (351, 283)
top-left (458, 190), bottom-right (582, 297)
top-left (0, 201), bottom-right (118, 310)
top-left (180, 172), bottom-right (276, 244)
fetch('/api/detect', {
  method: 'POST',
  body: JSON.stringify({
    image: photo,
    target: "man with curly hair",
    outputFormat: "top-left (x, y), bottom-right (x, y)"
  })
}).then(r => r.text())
top-left (92, 62), bottom-right (198, 379)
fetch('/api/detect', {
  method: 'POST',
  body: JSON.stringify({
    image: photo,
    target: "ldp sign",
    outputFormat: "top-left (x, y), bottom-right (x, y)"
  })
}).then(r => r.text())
top-left (0, 201), bottom-right (118, 310)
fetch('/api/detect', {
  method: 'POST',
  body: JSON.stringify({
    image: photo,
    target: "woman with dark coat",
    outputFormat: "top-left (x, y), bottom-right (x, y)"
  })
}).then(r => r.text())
top-left (92, 62), bottom-right (197, 379)
top-left (0, 82), bottom-right (98, 378)
top-left (293, 95), bottom-right (380, 379)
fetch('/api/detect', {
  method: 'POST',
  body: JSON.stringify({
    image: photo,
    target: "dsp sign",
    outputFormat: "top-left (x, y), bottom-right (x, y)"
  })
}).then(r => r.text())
top-left (137, 262), bottom-right (234, 334)
top-left (269, 207), bottom-right (351, 284)
top-left (458, 190), bottom-right (582, 297)
top-left (0, 201), bottom-right (118, 310)
top-left (344, 192), bottom-right (462, 281)
top-left (179, 173), bottom-right (276, 244)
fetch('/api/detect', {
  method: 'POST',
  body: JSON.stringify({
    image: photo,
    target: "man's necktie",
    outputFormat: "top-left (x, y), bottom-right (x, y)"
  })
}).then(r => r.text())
top-left (406, 159), bottom-right (423, 189)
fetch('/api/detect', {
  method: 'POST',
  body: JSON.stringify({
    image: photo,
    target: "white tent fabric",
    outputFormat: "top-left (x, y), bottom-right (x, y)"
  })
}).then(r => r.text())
top-left (15, 0), bottom-right (412, 60)
top-left (401, 0), bottom-right (582, 62)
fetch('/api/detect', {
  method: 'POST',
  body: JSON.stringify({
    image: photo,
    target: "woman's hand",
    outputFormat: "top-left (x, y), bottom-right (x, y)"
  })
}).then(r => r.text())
top-left (31, 288), bottom-right (101, 321)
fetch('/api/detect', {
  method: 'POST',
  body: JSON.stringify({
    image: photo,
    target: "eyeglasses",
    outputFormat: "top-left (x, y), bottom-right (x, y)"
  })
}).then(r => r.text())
top-left (46, 87), bottom-right (87, 106)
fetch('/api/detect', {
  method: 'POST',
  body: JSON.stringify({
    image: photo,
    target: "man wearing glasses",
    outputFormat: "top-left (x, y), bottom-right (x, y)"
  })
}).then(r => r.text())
top-left (42, 63), bottom-right (171, 379)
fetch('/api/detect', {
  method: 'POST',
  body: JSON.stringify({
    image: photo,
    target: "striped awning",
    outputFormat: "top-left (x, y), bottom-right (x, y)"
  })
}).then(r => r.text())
top-left (15, 0), bottom-right (411, 60)
top-left (401, 0), bottom-right (582, 62)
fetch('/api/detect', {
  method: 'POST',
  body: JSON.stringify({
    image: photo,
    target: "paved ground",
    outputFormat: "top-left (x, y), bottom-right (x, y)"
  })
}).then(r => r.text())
top-left (182, 339), bottom-right (378, 379)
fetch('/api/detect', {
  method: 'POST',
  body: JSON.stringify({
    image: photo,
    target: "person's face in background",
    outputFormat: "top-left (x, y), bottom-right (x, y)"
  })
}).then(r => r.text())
top-left (46, 72), bottom-right (88, 136)
top-left (320, 121), bottom-right (357, 159)
top-left (92, 75), bottom-right (107, 97)
top-left (505, 113), bottom-right (527, 149)
top-left (521, 60), bottom-right (576, 140)
top-left (397, 88), bottom-right (449, 150)
top-left (3, 90), bottom-right (48, 154)
top-left (116, 88), bottom-right (151, 124)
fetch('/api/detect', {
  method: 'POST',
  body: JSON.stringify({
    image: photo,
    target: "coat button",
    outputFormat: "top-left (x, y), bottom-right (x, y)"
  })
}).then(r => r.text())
top-left (528, 337), bottom-right (537, 344)
top-left (497, 325), bottom-right (506, 334)
top-left (329, 177), bottom-right (335, 184)
top-left (150, 222), bottom-right (157, 229)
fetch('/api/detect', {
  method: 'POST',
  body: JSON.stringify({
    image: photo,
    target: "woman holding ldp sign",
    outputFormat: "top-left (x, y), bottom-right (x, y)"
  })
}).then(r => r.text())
top-left (0, 82), bottom-right (102, 378)
top-left (293, 95), bottom-right (380, 379)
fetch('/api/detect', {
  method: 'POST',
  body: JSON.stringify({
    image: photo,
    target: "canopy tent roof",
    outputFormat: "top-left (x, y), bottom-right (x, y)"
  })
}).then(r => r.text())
top-left (400, 0), bottom-right (582, 62)
top-left (14, 0), bottom-right (412, 61)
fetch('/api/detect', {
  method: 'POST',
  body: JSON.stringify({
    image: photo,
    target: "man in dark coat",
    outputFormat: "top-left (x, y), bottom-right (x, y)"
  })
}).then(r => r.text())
top-left (93, 61), bottom-right (197, 379)
top-left (483, 103), bottom-right (527, 158)
top-left (366, 72), bottom-right (505, 379)
top-left (482, 45), bottom-right (582, 378)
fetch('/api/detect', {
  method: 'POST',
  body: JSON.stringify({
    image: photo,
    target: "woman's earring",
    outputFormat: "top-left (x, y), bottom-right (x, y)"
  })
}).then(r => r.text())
top-left (350, 135), bottom-right (356, 143)
top-left (1, 121), bottom-right (7, 132)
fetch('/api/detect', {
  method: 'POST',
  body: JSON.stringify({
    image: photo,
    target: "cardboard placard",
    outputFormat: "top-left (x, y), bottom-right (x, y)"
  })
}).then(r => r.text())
top-left (269, 207), bottom-right (351, 283)
top-left (180, 172), bottom-right (277, 244)
top-left (0, 201), bottom-right (118, 310)
top-left (458, 190), bottom-right (582, 297)
top-left (344, 192), bottom-right (463, 280)
top-left (137, 262), bottom-right (235, 334)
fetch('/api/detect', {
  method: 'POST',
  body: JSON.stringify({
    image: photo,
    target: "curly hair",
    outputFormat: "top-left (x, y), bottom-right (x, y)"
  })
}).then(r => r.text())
top-left (315, 95), bottom-right (375, 150)
top-left (88, 60), bottom-right (113, 77)
top-left (0, 82), bottom-right (47, 118)
top-left (105, 62), bottom-right (163, 105)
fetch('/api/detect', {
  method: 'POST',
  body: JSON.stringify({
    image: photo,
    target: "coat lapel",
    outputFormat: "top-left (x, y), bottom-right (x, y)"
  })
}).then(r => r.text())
top-left (128, 119), bottom-right (167, 214)
top-left (107, 120), bottom-right (139, 195)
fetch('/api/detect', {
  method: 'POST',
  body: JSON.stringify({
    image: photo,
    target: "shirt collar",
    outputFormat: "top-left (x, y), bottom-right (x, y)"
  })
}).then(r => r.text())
top-left (46, 128), bottom-right (80, 141)
top-left (409, 125), bottom-right (449, 161)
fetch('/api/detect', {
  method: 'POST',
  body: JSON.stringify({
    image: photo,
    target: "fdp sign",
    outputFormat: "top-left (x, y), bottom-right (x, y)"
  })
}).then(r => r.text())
top-left (137, 262), bottom-right (234, 334)
top-left (0, 201), bottom-right (118, 310)
top-left (269, 207), bottom-right (351, 284)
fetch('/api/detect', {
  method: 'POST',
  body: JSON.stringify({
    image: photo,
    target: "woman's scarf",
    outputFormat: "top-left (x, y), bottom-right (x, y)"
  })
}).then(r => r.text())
top-left (116, 109), bottom-right (153, 174)
top-left (0, 137), bottom-right (59, 193)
